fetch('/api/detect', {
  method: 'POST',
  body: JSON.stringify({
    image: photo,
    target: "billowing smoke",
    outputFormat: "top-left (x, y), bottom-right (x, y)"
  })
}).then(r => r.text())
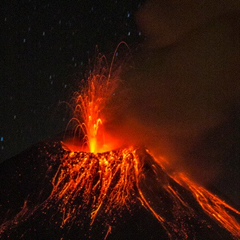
top-left (105, 0), bottom-right (240, 204)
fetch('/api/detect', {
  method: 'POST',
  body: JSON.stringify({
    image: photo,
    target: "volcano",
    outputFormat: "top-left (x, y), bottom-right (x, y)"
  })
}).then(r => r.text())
top-left (1, 50), bottom-right (239, 240)
top-left (0, 139), bottom-right (239, 240)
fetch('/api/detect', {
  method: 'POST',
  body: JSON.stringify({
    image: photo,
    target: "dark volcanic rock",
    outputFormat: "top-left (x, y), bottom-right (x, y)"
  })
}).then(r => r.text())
top-left (0, 140), bottom-right (237, 240)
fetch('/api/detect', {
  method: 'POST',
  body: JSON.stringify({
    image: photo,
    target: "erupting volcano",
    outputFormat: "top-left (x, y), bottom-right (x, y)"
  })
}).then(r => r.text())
top-left (0, 53), bottom-right (239, 240)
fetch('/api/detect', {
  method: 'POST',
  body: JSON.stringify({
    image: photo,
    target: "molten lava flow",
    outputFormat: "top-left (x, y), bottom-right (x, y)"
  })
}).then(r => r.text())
top-left (174, 173), bottom-right (240, 238)
top-left (51, 148), bottom-right (138, 226)
top-left (49, 147), bottom-right (198, 239)
top-left (49, 147), bottom-right (240, 239)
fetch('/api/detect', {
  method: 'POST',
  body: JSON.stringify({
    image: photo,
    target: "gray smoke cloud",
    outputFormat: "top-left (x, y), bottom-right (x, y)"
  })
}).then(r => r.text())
top-left (105, 0), bottom-right (240, 204)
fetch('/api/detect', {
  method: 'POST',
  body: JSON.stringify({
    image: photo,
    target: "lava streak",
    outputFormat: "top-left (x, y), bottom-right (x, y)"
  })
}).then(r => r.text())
top-left (51, 148), bottom-right (139, 227)
top-left (51, 147), bottom-right (240, 239)
top-left (175, 173), bottom-right (240, 238)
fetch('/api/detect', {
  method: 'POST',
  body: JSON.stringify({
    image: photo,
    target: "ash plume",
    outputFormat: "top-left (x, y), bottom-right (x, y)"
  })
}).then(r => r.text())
top-left (105, 0), bottom-right (240, 204)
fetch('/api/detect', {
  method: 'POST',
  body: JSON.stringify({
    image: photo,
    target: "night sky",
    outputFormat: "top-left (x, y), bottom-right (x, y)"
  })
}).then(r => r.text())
top-left (1, 0), bottom-right (144, 162)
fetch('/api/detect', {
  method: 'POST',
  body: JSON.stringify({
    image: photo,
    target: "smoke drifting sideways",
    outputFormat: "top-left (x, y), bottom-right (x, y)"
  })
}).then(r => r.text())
top-left (104, 0), bottom-right (240, 205)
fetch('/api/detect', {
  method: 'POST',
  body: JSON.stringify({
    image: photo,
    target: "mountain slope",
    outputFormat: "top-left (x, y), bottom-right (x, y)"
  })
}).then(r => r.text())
top-left (0, 140), bottom-right (238, 239)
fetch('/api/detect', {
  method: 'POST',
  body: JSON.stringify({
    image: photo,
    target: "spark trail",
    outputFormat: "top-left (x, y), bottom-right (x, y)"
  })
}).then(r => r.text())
top-left (66, 52), bottom-right (120, 154)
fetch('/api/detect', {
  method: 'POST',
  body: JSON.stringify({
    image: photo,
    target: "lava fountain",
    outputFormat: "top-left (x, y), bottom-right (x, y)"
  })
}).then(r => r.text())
top-left (65, 52), bottom-right (121, 154)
